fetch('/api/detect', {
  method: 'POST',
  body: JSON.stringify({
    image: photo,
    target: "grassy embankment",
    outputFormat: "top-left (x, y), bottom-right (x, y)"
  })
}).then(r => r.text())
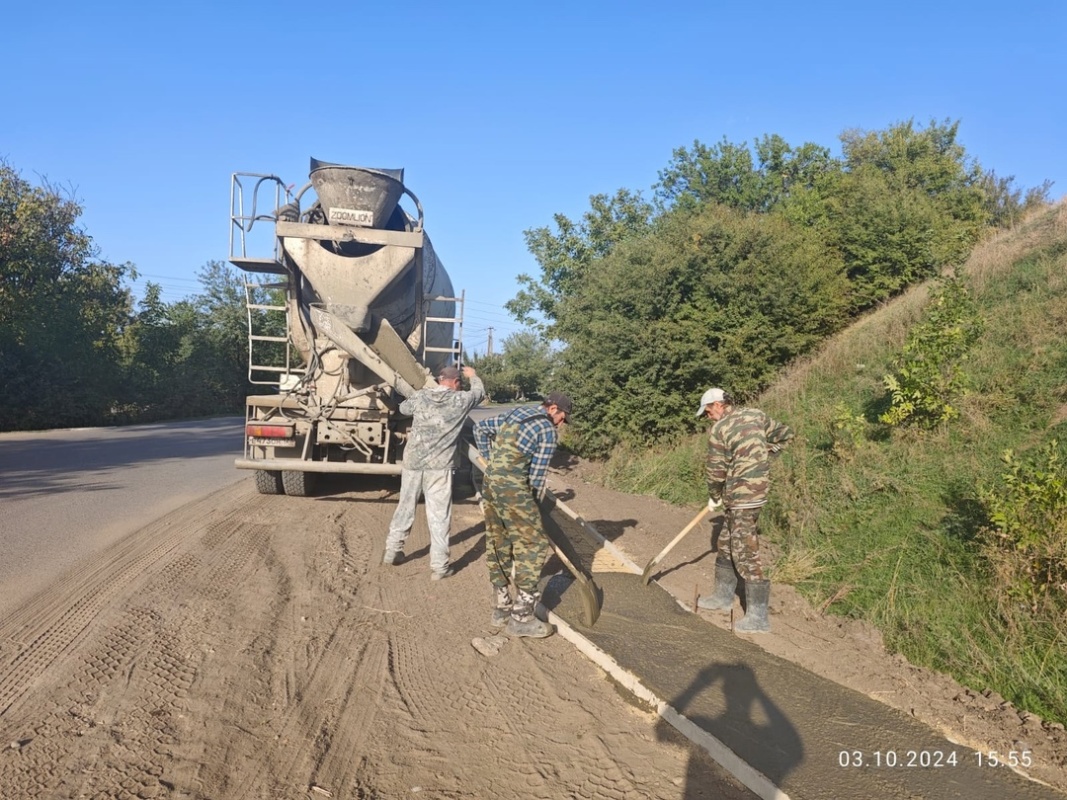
top-left (600, 203), bottom-right (1067, 722)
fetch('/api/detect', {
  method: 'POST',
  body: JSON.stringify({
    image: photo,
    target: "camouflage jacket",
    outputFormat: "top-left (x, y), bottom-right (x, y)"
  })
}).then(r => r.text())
top-left (399, 375), bottom-right (485, 470)
top-left (706, 406), bottom-right (793, 509)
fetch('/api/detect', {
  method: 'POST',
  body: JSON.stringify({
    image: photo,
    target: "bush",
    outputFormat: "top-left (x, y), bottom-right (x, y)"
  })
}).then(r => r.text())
top-left (880, 275), bottom-right (984, 428)
top-left (829, 402), bottom-right (868, 461)
top-left (979, 440), bottom-right (1067, 618)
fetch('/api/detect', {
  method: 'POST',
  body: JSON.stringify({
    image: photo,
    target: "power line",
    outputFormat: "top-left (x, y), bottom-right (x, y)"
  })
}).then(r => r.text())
top-left (462, 308), bottom-right (521, 323)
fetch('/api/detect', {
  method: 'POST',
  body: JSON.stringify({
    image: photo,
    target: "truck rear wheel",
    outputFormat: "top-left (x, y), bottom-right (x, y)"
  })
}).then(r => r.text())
top-left (282, 470), bottom-right (317, 497)
top-left (254, 470), bottom-right (284, 495)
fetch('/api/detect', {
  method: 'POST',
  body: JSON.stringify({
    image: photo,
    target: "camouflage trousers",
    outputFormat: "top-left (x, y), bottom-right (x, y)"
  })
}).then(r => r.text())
top-left (386, 467), bottom-right (453, 573)
top-left (480, 476), bottom-right (550, 600)
top-left (721, 507), bottom-right (765, 582)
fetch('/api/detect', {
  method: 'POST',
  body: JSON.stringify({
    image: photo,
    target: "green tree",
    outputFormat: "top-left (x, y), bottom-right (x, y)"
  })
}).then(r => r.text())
top-left (498, 330), bottom-right (558, 399)
top-left (880, 274), bottom-right (985, 428)
top-left (184, 261), bottom-right (259, 414)
top-left (754, 135), bottom-right (836, 206)
top-left (655, 135), bottom-right (836, 214)
top-left (0, 161), bottom-right (134, 430)
top-left (509, 119), bottom-right (1033, 455)
top-left (841, 119), bottom-right (986, 272)
top-left (554, 203), bottom-right (849, 454)
top-left (116, 282), bottom-right (171, 418)
top-left (826, 166), bottom-right (950, 309)
top-left (117, 261), bottom-right (266, 420)
top-left (465, 351), bottom-right (509, 401)
top-left (655, 137), bottom-right (763, 212)
top-left (466, 331), bottom-right (559, 402)
top-left (980, 440), bottom-right (1067, 618)
top-left (977, 171), bottom-right (1054, 230)
top-left (506, 189), bottom-right (653, 335)
top-left (790, 120), bottom-right (991, 312)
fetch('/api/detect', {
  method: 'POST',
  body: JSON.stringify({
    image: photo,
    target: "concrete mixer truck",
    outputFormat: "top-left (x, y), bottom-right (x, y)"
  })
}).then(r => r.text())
top-left (228, 159), bottom-right (465, 496)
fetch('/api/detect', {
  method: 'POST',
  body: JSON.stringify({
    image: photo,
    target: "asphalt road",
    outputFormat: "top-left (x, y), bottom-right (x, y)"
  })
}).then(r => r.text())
top-left (0, 417), bottom-right (247, 619)
top-left (0, 402), bottom-right (523, 621)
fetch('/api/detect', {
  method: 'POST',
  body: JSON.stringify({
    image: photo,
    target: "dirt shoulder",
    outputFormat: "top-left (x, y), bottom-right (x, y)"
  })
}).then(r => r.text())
top-left (0, 477), bottom-right (752, 799)
top-left (548, 455), bottom-right (1067, 794)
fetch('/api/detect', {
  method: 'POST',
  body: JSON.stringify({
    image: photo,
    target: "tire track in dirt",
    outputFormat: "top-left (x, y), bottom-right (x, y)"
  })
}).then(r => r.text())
top-left (304, 501), bottom-right (413, 798)
top-left (176, 495), bottom-right (396, 799)
top-left (1, 479), bottom-right (752, 799)
top-left (0, 483), bottom-right (273, 798)
top-left (333, 500), bottom-right (747, 800)
top-left (0, 484), bottom-right (250, 719)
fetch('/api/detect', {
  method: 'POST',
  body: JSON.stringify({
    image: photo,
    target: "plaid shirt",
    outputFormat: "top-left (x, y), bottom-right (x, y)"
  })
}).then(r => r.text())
top-left (473, 405), bottom-right (557, 493)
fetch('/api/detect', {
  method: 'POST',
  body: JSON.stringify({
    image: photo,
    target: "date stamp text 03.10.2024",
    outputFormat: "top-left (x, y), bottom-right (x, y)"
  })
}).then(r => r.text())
top-left (837, 749), bottom-right (1033, 769)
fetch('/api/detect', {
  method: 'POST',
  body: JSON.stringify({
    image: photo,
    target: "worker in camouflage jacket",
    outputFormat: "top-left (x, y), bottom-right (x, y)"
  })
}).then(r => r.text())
top-left (473, 391), bottom-right (572, 639)
top-left (695, 387), bottom-right (793, 633)
top-left (384, 365), bottom-right (485, 580)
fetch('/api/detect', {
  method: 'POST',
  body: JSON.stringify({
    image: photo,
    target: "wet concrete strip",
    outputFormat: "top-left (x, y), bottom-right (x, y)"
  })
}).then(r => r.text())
top-left (539, 503), bottom-right (1063, 800)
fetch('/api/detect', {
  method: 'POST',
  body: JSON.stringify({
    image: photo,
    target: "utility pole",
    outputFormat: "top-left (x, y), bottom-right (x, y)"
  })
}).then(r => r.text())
top-left (487, 327), bottom-right (494, 356)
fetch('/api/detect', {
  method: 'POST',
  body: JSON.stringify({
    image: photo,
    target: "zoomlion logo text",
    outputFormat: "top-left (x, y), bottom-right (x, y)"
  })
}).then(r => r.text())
top-left (328, 207), bottom-right (374, 226)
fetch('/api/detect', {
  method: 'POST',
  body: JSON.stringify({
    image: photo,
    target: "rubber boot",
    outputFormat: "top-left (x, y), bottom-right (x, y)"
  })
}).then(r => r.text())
top-left (735, 579), bottom-right (771, 633)
top-left (506, 589), bottom-right (556, 639)
top-left (697, 557), bottom-right (738, 612)
top-left (491, 585), bottom-right (512, 628)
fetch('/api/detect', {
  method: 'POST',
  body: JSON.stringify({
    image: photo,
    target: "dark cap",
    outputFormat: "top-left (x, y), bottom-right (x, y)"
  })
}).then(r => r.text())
top-left (544, 391), bottom-right (573, 416)
top-left (437, 365), bottom-right (461, 381)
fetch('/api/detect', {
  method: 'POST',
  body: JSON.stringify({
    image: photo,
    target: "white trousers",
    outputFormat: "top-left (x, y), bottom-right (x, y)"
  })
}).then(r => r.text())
top-left (386, 468), bottom-right (454, 573)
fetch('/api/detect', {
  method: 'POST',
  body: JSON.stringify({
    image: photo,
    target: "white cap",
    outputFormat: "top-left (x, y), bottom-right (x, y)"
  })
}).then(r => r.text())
top-left (695, 388), bottom-right (726, 418)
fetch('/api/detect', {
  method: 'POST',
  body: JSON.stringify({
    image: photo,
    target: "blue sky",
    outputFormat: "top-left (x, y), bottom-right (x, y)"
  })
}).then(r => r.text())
top-left (4, 1), bottom-right (1064, 355)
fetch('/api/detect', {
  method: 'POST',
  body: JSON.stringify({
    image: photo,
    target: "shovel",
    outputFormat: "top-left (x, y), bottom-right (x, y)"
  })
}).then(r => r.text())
top-left (641, 507), bottom-right (712, 585)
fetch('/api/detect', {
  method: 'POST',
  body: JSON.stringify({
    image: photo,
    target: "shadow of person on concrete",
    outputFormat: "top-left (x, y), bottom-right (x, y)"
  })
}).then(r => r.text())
top-left (660, 660), bottom-right (804, 796)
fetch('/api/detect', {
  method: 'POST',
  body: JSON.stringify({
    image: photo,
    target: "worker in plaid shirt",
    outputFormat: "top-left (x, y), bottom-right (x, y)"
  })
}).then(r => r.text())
top-left (473, 391), bottom-right (572, 639)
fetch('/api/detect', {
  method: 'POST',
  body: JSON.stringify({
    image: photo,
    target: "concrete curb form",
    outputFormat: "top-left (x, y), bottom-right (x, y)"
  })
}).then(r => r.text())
top-left (546, 607), bottom-right (790, 800)
top-left (541, 486), bottom-right (1061, 798)
top-left (546, 484), bottom-right (790, 797)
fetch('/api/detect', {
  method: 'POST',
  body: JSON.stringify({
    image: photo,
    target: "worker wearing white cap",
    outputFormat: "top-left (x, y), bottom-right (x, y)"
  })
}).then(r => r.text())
top-left (696, 388), bottom-right (793, 633)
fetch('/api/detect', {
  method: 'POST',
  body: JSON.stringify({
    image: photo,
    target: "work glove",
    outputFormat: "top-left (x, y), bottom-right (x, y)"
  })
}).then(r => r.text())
top-left (707, 497), bottom-right (723, 513)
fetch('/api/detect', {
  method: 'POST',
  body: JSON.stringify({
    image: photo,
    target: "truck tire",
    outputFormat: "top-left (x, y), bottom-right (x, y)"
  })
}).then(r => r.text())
top-left (281, 470), bottom-right (317, 497)
top-left (254, 470), bottom-right (284, 495)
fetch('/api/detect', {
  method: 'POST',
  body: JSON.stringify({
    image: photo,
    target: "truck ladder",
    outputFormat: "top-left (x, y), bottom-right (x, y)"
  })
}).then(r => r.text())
top-left (423, 289), bottom-right (465, 366)
top-left (244, 279), bottom-right (303, 387)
